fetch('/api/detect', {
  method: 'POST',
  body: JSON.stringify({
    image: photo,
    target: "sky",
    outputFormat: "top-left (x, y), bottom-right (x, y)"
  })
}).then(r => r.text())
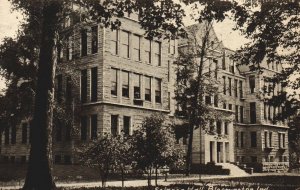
top-left (0, 0), bottom-right (23, 93)
top-left (0, 0), bottom-right (247, 92)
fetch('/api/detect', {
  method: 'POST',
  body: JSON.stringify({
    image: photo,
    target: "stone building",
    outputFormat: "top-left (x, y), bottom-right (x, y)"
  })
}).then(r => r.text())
top-left (178, 23), bottom-right (289, 172)
top-left (0, 13), bottom-right (177, 164)
top-left (0, 18), bottom-right (289, 173)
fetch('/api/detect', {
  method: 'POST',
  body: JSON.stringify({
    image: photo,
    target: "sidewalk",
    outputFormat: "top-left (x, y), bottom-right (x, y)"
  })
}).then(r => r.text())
top-left (1, 173), bottom-right (299, 190)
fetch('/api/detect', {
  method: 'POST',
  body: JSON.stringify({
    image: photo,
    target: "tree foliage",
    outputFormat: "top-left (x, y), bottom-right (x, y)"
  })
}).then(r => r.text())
top-left (1, 1), bottom-right (187, 189)
top-left (79, 135), bottom-right (133, 187)
top-left (132, 113), bottom-right (184, 187)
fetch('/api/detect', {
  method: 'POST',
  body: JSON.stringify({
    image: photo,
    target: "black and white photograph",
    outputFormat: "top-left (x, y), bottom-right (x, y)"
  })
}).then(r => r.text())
top-left (0, 0), bottom-right (299, 189)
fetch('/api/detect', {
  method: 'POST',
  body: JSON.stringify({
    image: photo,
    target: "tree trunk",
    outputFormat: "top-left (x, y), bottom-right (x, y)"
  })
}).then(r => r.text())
top-left (155, 167), bottom-right (158, 186)
top-left (101, 172), bottom-right (108, 187)
top-left (185, 123), bottom-right (194, 176)
top-left (121, 169), bottom-right (124, 188)
top-left (23, 2), bottom-right (60, 190)
top-left (147, 167), bottom-right (152, 187)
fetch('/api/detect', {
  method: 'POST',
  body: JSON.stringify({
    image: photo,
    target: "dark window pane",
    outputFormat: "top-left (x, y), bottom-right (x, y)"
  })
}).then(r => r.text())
top-left (91, 114), bottom-right (97, 139)
top-left (123, 116), bottom-right (130, 135)
top-left (249, 76), bottom-right (255, 93)
top-left (251, 132), bottom-right (257, 147)
top-left (111, 69), bottom-right (118, 96)
top-left (111, 115), bottom-right (118, 136)
top-left (81, 70), bottom-right (87, 103)
top-left (91, 67), bottom-right (98, 102)
top-left (91, 26), bottom-right (98, 54)
top-left (250, 102), bottom-right (256, 124)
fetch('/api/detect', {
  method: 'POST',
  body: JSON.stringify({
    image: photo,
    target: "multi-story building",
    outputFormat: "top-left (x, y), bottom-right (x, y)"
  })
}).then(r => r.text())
top-left (177, 23), bottom-right (289, 172)
top-left (0, 19), bottom-right (289, 173)
top-left (0, 13), bottom-right (177, 164)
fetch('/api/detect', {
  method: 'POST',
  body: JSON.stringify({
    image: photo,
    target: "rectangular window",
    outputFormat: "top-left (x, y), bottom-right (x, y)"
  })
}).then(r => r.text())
top-left (264, 102), bottom-right (267, 120)
top-left (282, 133), bottom-right (286, 148)
top-left (153, 41), bottom-right (161, 66)
top-left (133, 73), bottom-right (141, 99)
top-left (11, 125), bottom-right (16, 144)
top-left (278, 132), bottom-right (281, 148)
top-left (264, 131), bottom-right (268, 148)
top-left (22, 123), bottom-right (28, 144)
top-left (66, 76), bottom-right (72, 102)
top-left (81, 69), bottom-right (87, 103)
top-left (205, 96), bottom-right (211, 105)
top-left (224, 122), bottom-right (228, 135)
top-left (145, 39), bottom-right (151, 63)
top-left (223, 76), bottom-right (226, 95)
top-left (91, 114), bottom-right (97, 139)
top-left (154, 78), bottom-right (161, 103)
top-left (228, 104), bottom-right (232, 110)
top-left (229, 60), bottom-right (235, 73)
top-left (110, 30), bottom-right (119, 55)
top-left (228, 78), bottom-right (232, 96)
top-left (81, 29), bottom-right (87, 56)
top-left (235, 131), bottom-right (239, 147)
top-left (81, 116), bottom-right (87, 141)
top-left (235, 105), bottom-right (239, 122)
top-left (240, 106), bottom-right (244, 123)
top-left (56, 74), bottom-right (63, 103)
top-left (145, 76), bottom-right (151, 101)
top-left (217, 121), bottom-right (222, 134)
top-left (111, 115), bottom-right (118, 136)
top-left (250, 102), bottom-right (256, 124)
top-left (214, 95), bottom-right (218, 107)
top-left (269, 132), bottom-right (273, 147)
top-left (268, 105), bottom-right (271, 120)
top-left (249, 76), bottom-right (255, 93)
top-left (214, 59), bottom-right (218, 79)
top-left (239, 81), bottom-right (243, 98)
top-left (91, 67), bottom-right (98, 102)
top-left (240, 132), bottom-right (244, 147)
top-left (234, 79), bottom-right (238, 97)
top-left (132, 34), bottom-right (141, 61)
top-left (111, 68), bottom-right (118, 96)
top-left (123, 116), bottom-right (131, 135)
top-left (120, 30), bottom-right (130, 58)
top-left (122, 71), bottom-right (129, 98)
top-left (251, 132), bottom-right (257, 147)
top-left (91, 26), bottom-right (98, 54)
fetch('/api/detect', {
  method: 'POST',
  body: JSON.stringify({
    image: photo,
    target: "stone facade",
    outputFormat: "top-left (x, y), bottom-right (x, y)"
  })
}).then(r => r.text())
top-left (178, 23), bottom-right (289, 172)
top-left (0, 19), bottom-right (289, 172)
top-left (0, 14), bottom-right (176, 164)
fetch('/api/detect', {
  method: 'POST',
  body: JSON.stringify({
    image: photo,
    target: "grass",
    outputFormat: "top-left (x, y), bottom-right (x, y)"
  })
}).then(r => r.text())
top-left (1, 164), bottom-right (300, 190)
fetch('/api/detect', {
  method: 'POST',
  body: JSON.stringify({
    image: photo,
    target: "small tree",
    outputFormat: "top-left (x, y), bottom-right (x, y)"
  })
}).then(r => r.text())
top-left (132, 113), bottom-right (184, 187)
top-left (79, 135), bottom-right (132, 187)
